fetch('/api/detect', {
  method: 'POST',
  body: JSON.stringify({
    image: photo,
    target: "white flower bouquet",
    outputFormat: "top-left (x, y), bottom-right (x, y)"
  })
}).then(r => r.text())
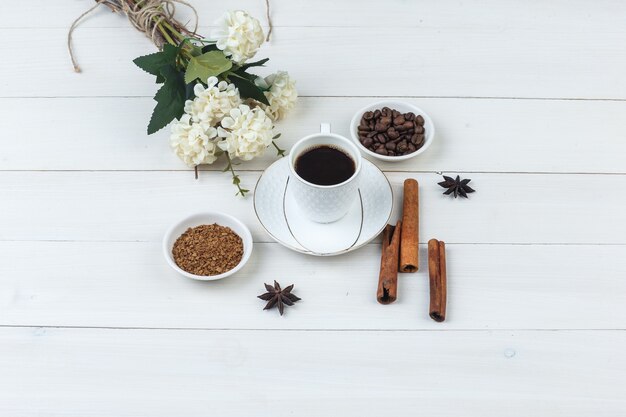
top-left (131, 9), bottom-right (297, 195)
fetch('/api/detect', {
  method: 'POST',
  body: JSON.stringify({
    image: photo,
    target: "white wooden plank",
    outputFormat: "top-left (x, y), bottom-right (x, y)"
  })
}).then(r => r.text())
top-left (1, 241), bottom-right (624, 330)
top-left (2, 97), bottom-right (626, 173)
top-left (0, 171), bottom-right (624, 244)
top-left (6, 0), bottom-right (626, 30)
top-left (2, 25), bottom-right (625, 98)
top-left (0, 327), bottom-right (624, 416)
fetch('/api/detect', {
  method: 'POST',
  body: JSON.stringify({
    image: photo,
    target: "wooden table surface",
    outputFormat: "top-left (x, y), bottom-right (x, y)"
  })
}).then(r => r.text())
top-left (1, 1), bottom-right (625, 415)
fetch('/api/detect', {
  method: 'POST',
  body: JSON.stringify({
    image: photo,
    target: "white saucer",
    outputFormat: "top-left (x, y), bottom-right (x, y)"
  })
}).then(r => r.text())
top-left (254, 158), bottom-right (393, 256)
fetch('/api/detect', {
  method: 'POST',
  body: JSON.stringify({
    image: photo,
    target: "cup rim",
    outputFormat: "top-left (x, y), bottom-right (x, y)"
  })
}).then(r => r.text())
top-left (288, 132), bottom-right (362, 189)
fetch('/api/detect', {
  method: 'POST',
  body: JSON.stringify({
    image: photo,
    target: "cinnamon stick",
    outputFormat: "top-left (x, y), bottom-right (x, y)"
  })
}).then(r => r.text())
top-left (377, 221), bottom-right (402, 304)
top-left (399, 179), bottom-right (419, 272)
top-left (428, 239), bottom-right (447, 322)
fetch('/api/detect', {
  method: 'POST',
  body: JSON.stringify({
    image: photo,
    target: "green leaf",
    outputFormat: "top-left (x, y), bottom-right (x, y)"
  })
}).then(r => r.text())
top-left (160, 64), bottom-right (184, 86)
top-left (147, 65), bottom-right (186, 134)
top-left (189, 45), bottom-right (203, 57)
top-left (133, 44), bottom-right (179, 77)
top-left (232, 69), bottom-right (258, 81)
top-left (184, 51), bottom-right (232, 84)
top-left (239, 57), bottom-right (269, 71)
top-left (201, 44), bottom-right (219, 53)
top-left (229, 74), bottom-right (270, 105)
top-left (232, 68), bottom-right (269, 91)
top-left (185, 81), bottom-right (196, 100)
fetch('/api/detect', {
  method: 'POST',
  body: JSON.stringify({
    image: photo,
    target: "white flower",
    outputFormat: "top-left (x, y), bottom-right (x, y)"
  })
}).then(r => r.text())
top-left (183, 76), bottom-right (241, 128)
top-left (262, 71), bottom-right (297, 122)
top-left (211, 10), bottom-right (264, 64)
top-left (217, 105), bottom-right (274, 161)
top-left (170, 115), bottom-right (221, 167)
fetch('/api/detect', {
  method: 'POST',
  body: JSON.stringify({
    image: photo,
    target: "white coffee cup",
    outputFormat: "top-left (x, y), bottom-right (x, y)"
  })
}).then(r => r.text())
top-left (288, 123), bottom-right (362, 223)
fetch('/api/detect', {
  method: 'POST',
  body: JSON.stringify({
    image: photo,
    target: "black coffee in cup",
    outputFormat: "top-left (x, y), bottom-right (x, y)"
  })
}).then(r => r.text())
top-left (295, 145), bottom-right (355, 186)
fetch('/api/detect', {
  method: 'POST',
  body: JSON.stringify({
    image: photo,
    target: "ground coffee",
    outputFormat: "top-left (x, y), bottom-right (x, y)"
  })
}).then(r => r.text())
top-left (172, 224), bottom-right (243, 276)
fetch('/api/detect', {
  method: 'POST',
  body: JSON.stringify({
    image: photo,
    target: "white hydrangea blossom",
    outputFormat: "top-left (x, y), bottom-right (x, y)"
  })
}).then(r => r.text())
top-left (262, 71), bottom-right (298, 122)
top-left (211, 10), bottom-right (265, 64)
top-left (170, 115), bottom-right (221, 167)
top-left (217, 105), bottom-right (274, 161)
top-left (183, 77), bottom-right (241, 128)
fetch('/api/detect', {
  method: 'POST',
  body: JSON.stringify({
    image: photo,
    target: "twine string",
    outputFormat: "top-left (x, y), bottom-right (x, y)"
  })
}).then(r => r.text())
top-left (67, 0), bottom-right (201, 72)
top-left (264, 0), bottom-right (272, 42)
top-left (68, 0), bottom-right (272, 72)
top-left (67, 0), bottom-right (107, 72)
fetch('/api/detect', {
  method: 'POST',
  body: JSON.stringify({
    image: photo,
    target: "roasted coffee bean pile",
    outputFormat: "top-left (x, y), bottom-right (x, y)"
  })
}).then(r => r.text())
top-left (357, 107), bottom-right (426, 156)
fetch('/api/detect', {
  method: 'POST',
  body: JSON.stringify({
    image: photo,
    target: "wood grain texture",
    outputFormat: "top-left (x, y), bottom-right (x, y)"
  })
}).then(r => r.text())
top-left (1, 241), bottom-right (625, 330)
top-left (6, 0), bottom-right (626, 30)
top-left (0, 327), bottom-right (624, 417)
top-left (1, 2), bottom-right (625, 415)
top-left (2, 23), bottom-right (625, 98)
top-left (0, 171), bottom-right (624, 244)
top-left (3, 97), bottom-right (625, 173)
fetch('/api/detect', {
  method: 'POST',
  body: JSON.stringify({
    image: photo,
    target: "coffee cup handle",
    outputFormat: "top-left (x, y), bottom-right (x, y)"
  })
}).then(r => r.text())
top-left (320, 123), bottom-right (331, 134)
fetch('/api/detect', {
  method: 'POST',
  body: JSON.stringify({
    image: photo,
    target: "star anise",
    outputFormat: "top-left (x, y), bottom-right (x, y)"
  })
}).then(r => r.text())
top-left (257, 281), bottom-right (301, 315)
top-left (438, 175), bottom-right (475, 198)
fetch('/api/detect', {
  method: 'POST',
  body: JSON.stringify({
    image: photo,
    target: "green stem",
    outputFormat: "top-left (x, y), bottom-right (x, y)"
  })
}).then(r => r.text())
top-left (161, 20), bottom-right (185, 41)
top-left (272, 140), bottom-right (286, 157)
top-left (225, 154), bottom-right (249, 197)
top-left (157, 22), bottom-right (177, 46)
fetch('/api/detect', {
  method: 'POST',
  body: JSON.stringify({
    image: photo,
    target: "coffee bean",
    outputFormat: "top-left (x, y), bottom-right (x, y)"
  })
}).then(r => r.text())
top-left (362, 138), bottom-right (373, 147)
top-left (410, 134), bottom-right (419, 144)
top-left (393, 116), bottom-right (405, 126)
top-left (385, 142), bottom-right (396, 151)
top-left (367, 131), bottom-right (377, 138)
top-left (414, 125), bottom-right (424, 134)
top-left (397, 140), bottom-right (408, 153)
top-left (375, 147), bottom-right (388, 155)
top-left (415, 134), bottom-right (425, 145)
top-left (374, 110), bottom-right (381, 118)
top-left (388, 150), bottom-right (396, 156)
top-left (416, 115), bottom-right (424, 125)
top-left (377, 133), bottom-right (387, 143)
top-left (408, 143), bottom-right (417, 152)
top-left (387, 128), bottom-right (399, 140)
top-left (363, 111), bottom-right (374, 120)
top-left (405, 112), bottom-right (415, 121)
top-left (374, 123), bottom-right (386, 132)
